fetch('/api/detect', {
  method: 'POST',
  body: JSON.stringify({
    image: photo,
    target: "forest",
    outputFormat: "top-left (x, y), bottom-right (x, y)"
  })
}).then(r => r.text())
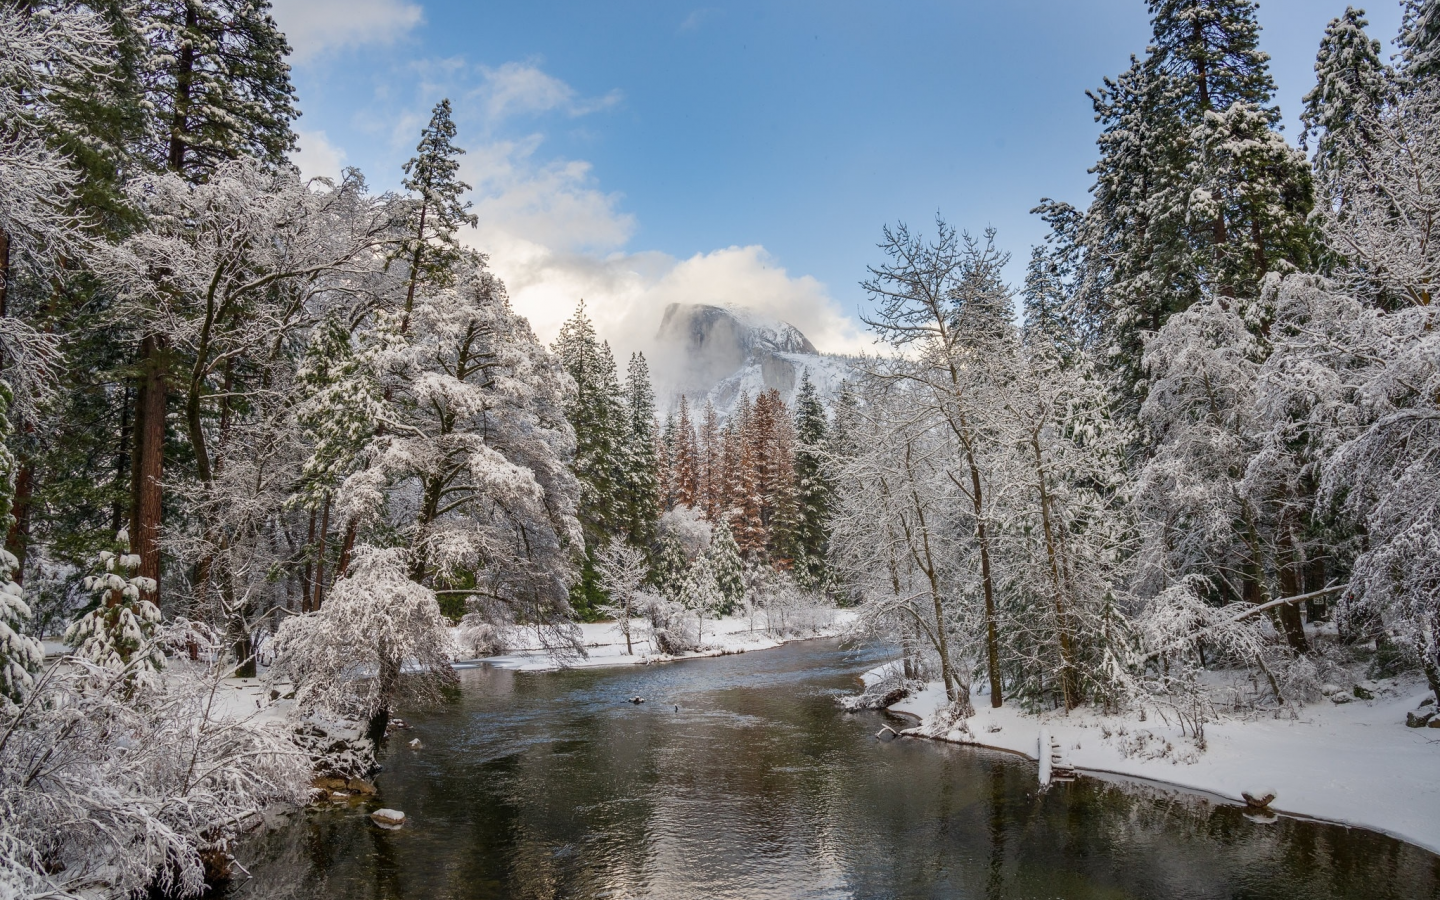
top-left (0, 0), bottom-right (1438, 897)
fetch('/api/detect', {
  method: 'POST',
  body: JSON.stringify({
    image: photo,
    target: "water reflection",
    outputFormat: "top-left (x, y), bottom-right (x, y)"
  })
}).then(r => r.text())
top-left (223, 641), bottom-right (1440, 900)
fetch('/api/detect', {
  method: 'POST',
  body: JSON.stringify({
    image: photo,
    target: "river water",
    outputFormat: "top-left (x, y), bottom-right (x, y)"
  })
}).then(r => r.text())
top-left (226, 639), bottom-right (1440, 899)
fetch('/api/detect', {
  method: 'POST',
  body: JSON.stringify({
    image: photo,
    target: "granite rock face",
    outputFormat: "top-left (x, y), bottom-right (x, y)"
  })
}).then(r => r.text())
top-left (654, 303), bottom-right (849, 414)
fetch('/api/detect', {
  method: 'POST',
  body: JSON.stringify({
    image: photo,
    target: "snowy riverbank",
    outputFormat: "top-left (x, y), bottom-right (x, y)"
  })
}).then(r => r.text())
top-left (869, 663), bottom-right (1440, 855)
top-left (473, 610), bottom-right (859, 672)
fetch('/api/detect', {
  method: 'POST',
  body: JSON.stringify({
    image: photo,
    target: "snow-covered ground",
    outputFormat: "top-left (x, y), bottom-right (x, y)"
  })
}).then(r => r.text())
top-left (873, 663), bottom-right (1440, 855)
top-left (475, 611), bottom-right (858, 672)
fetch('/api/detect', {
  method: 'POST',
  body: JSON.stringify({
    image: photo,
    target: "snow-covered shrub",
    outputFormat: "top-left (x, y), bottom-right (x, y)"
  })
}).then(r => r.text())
top-left (753, 569), bottom-right (836, 638)
top-left (640, 592), bottom-right (698, 655)
top-left (267, 546), bottom-right (456, 723)
top-left (63, 546), bottom-right (164, 686)
top-left (0, 652), bottom-right (309, 898)
top-left (454, 615), bottom-right (507, 658)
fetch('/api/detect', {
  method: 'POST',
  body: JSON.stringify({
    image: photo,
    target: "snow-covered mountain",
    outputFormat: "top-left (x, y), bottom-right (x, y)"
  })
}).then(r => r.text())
top-left (653, 303), bottom-right (855, 416)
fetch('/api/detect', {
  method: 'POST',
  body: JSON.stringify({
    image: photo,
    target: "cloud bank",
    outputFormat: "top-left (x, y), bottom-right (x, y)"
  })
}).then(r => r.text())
top-left (270, 0), bottom-right (424, 62)
top-left (288, 55), bottom-right (871, 378)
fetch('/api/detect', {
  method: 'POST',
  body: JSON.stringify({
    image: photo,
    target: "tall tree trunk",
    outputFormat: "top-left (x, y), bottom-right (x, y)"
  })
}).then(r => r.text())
top-left (300, 509), bottom-right (316, 613)
top-left (6, 457), bottom-right (34, 583)
top-left (965, 450), bottom-right (1003, 708)
top-left (132, 335), bottom-right (166, 596)
top-left (313, 495), bottom-right (330, 610)
top-left (111, 388), bottom-right (131, 533)
top-left (1033, 434), bottom-right (1078, 711)
top-left (167, 2), bottom-right (198, 176)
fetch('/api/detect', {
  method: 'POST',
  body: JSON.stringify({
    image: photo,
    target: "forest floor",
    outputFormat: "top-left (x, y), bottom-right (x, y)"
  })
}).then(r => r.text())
top-left (473, 610), bottom-right (859, 672)
top-left (875, 663), bottom-right (1440, 855)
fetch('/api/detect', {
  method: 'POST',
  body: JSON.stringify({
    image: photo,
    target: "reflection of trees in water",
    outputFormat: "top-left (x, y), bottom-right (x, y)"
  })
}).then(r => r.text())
top-left (220, 649), bottom-right (1440, 900)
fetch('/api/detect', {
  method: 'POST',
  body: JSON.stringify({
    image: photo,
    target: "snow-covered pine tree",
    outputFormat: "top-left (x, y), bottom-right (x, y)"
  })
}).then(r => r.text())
top-left (1398, 0), bottom-right (1440, 86)
top-left (1189, 100), bottom-right (1315, 293)
top-left (620, 352), bottom-right (661, 549)
top-left (64, 537), bottom-right (165, 685)
top-left (1147, 0), bottom-right (1312, 300)
top-left (121, 0), bottom-right (301, 601)
top-left (679, 552), bottom-right (723, 644)
top-left (706, 518), bottom-right (745, 614)
top-left (1301, 7), bottom-right (1392, 216)
top-left (133, 0), bottom-right (298, 180)
top-left (397, 98), bottom-right (478, 332)
top-left (1029, 198), bottom-right (1101, 356)
top-left (672, 395), bottom-right (698, 508)
top-left (554, 302), bottom-right (627, 617)
top-left (0, 384), bottom-right (41, 709)
top-left (1085, 57), bottom-right (1177, 402)
top-left (698, 399), bottom-right (721, 521)
top-left (791, 372), bottom-right (833, 589)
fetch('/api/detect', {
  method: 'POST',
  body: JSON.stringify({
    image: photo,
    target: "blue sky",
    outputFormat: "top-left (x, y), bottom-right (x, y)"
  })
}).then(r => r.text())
top-left (271, 0), bottom-right (1405, 357)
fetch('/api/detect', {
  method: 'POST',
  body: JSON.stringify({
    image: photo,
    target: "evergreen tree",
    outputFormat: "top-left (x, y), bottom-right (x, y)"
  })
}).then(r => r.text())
top-left (397, 99), bottom-right (477, 332)
top-left (554, 303), bottom-right (626, 617)
top-left (0, 385), bottom-right (41, 708)
top-left (1023, 199), bottom-right (1092, 360)
top-left (122, 0), bottom-right (302, 598)
top-left (64, 539), bottom-right (165, 684)
top-left (707, 518), bottom-right (745, 614)
top-left (1301, 7), bottom-right (1392, 208)
top-left (620, 352), bottom-right (661, 549)
top-left (1398, 0), bottom-right (1440, 85)
top-left (1087, 0), bottom-right (1313, 407)
top-left (791, 372), bottom-right (833, 589)
top-left (672, 396), bottom-right (698, 508)
top-left (134, 0), bottom-right (299, 180)
top-left (679, 552), bottom-right (723, 643)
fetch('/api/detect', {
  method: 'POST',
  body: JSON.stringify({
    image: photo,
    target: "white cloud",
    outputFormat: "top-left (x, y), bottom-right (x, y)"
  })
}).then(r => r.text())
top-left (335, 57), bottom-right (870, 385)
top-left (270, 0), bottom-right (424, 62)
top-left (468, 62), bottom-right (622, 123)
top-left (290, 129), bottom-right (347, 182)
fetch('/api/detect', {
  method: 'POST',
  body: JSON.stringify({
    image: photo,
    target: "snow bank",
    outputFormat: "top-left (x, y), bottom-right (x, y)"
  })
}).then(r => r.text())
top-left (475, 611), bottom-right (858, 672)
top-left (879, 666), bottom-right (1440, 854)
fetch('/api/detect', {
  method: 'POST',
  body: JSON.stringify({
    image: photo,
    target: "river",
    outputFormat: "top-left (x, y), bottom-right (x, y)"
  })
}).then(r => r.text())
top-left (224, 639), bottom-right (1440, 899)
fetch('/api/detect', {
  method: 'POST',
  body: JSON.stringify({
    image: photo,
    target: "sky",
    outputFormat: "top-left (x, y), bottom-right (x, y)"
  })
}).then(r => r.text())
top-left (269, 0), bottom-right (1405, 360)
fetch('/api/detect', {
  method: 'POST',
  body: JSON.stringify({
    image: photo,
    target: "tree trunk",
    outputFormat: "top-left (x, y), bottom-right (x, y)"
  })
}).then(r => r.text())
top-left (1033, 434), bottom-right (1078, 711)
top-left (966, 453), bottom-right (1003, 708)
top-left (313, 495), bottom-right (330, 610)
top-left (6, 457), bottom-right (33, 583)
top-left (301, 509), bottom-right (316, 613)
top-left (132, 334), bottom-right (167, 597)
top-left (167, 2), bottom-right (198, 176)
top-left (1274, 527), bottom-right (1311, 653)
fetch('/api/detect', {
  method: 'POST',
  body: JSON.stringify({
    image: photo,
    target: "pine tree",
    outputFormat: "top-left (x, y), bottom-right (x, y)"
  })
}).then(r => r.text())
top-left (1022, 200), bottom-right (1091, 361)
top-left (64, 538), bottom-right (165, 683)
top-left (1301, 7), bottom-right (1392, 208)
top-left (397, 99), bottom-right (477, 332)
top-left (707, 519), bottom-right (745, 614)
top-left (554, 302), bottom-right (626, 617)
top-left (135, 0), bottom-right (298, 181)
top-left (672, 396), bottom-right (698, 508)
top-left (679, 552), bottom-right (723, 643)
top-left (123, 0), bottom-right (302, 598)
top-left (1398, 0), bottom-right (1440, 85)
top-left (0, 385), bottom-right (41, 708)
top-left (698, 399), bottom-right (721, 521)
top-left (620, 352), bottom-right (661, 549)
top-left (791, 372), bottom-right (833, 589)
